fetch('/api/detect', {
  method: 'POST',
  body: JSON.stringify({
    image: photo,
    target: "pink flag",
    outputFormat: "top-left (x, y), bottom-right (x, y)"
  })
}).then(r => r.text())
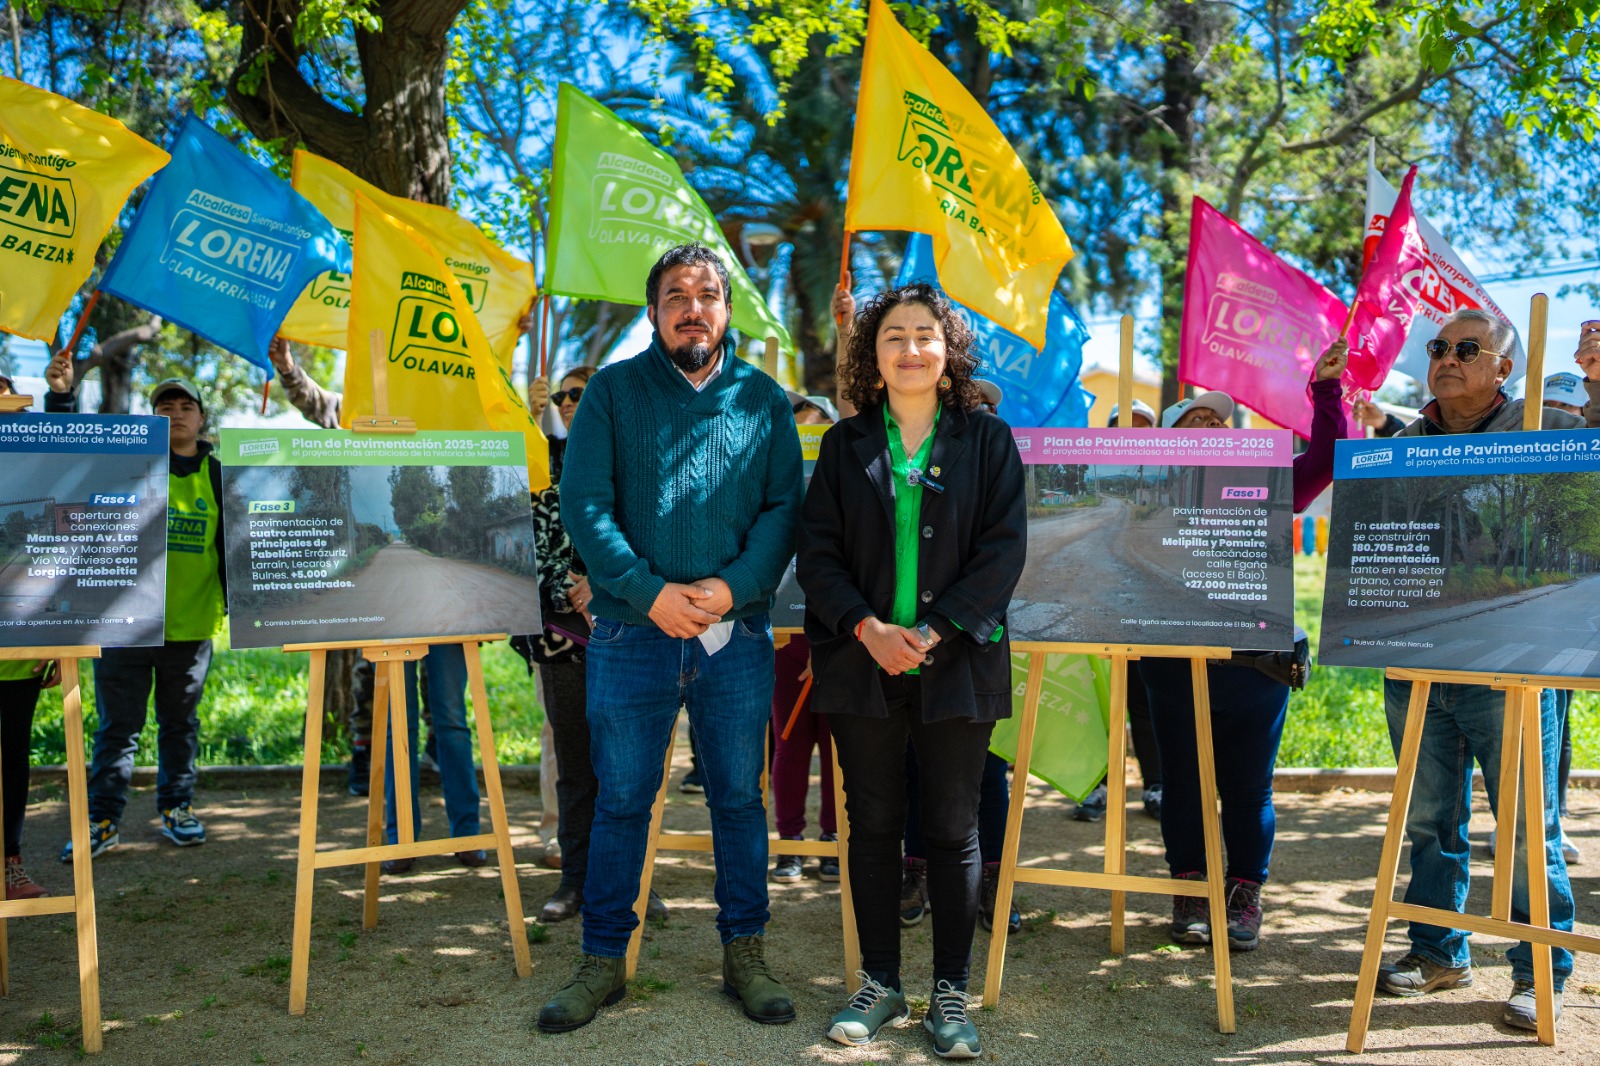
top-left (1178, 198), bottom-right (1348, 439)
top-left (1344, 166), bottom-right (1428, 390)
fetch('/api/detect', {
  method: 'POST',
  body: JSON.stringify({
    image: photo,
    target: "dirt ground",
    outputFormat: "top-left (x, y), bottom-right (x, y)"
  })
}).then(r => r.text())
top-left (3, 747), bottom-right (1600, 1065)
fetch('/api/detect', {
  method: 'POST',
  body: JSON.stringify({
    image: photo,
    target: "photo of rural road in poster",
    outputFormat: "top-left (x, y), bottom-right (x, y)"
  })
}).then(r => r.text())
top-left (1321, 430), bottom-right (1600, 677)
top-left (1008, 428), bottom-right (1294, 650)
top-left (218, 430), bottom-right (540, 649)
top-left (0, 414), bottom-right (170, 648)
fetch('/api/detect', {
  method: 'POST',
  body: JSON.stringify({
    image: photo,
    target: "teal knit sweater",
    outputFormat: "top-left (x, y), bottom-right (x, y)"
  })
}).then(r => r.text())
top-left (559, 336), bottom-right (803, 626)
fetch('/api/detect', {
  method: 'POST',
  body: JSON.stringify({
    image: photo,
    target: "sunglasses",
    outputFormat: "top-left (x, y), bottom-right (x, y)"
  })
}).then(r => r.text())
top-left (1425, 339), bottom-right (1501, 364)
top-left (552, 386), bottom-right (584, 404)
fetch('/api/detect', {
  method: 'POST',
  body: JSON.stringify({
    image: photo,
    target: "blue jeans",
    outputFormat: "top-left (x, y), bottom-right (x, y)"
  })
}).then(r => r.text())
top-left (1384, 680), bottom-right (1573, 988)
top-left (384, 643), bottom-right (480, 844)
top-left (580, 614), bottom-right (774, 957)
top-left (88, 640), bottom-right (211, 821)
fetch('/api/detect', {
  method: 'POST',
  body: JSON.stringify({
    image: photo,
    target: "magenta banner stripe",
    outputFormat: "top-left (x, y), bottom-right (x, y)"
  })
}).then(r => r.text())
top-left (1010, 427), bottom-right (1294, 467)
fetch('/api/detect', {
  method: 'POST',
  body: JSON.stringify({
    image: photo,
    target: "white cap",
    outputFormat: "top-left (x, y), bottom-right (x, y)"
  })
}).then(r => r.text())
top-left (1543, 372), bottom-right (1587, 408)
top-left (976, 379), bottom-right (1004, 408)
top-left (1160, 390), bottom-right (1235, 428)
top-left (1107, 398), bottom-right (1156, 426)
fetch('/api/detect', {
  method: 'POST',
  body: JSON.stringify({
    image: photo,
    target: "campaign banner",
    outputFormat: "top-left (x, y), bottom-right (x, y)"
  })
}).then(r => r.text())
top-left (1008, 428), bottom-right (1295, 649)
top-left (218, 429), bottom-right (540, 649)
top-left (0, 413), bottom-right (170, 647)
top-left (1320, 431), bottom-right (1600, 676)
top-left (772, 423), bottom-right (829, 629)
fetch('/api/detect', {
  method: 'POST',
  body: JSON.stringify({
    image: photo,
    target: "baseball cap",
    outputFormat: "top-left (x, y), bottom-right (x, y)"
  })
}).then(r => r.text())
top-left (0, 373), bottom-right (15, 394)
top-left (784, 389), bottom-right (839, 423)
top-left (1161, 390), bottom-right (1235, 428)
top-left (1544, 372), bottom-right (1587, 408)
top-left (1107, 398), bottom-right (1156, 427)
top-left (976, 380), bottom-right (1004, 408)
top-left (150, 377), bottom-right (203, 410)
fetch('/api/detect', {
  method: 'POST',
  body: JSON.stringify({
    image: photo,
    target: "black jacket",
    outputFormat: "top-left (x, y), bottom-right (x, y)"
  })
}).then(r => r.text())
top-left (797, 402), bottom-right (1026, 723)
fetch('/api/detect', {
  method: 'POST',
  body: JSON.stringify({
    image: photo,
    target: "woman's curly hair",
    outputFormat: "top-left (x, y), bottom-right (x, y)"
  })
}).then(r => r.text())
top-left (839, 283), bottom-right (982, 414)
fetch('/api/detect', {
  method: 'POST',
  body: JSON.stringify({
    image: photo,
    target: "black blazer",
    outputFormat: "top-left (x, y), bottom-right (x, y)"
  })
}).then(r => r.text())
top-left (797, 402), bottom-right (1026, 723)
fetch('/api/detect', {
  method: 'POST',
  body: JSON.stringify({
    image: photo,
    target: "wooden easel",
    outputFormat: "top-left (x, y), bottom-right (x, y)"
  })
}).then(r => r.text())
top-left (282, 331), bottom-right (530, 1014)
top-left (984, 644), bottom-right (1237, 1034)
top-left (0, 647), bottom-right (104, 1053)
top-left (625, 631), bottom-right (861, 989)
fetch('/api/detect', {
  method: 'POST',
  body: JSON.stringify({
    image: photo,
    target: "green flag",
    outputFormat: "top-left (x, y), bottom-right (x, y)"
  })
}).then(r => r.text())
top-left (546, 84), bottom-right (793, 352)
top-left (990, 652), bottom-right (1111, 803)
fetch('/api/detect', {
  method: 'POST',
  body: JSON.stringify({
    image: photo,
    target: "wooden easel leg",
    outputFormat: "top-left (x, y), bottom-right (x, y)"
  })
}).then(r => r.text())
top-left (982, 652), bottom-right (1045, 1007)
top-left (829, 739), bottom-right (860, 991)
top-left (625, 715), bottom-right (677, 981)
top-left (363, 664), bottom-right (391, 930)
top-left (1519, 686), bottom-right (1556, 1046)
top-left (1105, 655), bottom-right (1131, 955)
top-left (1189, 655), bottom-right (1233, 1034)
top-left (1346, 678), bottom-right (1430, 1053)
top-left (387, 660), bottom-right (416, 847)
top-left (1491, 687), bottom-right (1522, 922)
top-left (288, 651), bottom-right (328, 1017)
top-left (462, 643), bottom-right (531, 978)
top-left (61, 658), bottom-right (102, 1052)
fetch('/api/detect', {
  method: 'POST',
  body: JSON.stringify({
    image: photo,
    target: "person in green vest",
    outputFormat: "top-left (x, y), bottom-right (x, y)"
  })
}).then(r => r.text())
top-left (61, 378), bottom-right (226, 862)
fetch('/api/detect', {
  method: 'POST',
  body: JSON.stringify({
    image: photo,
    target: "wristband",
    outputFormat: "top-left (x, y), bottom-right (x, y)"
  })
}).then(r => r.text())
top-left (854, 619), bottom-right (869, 641)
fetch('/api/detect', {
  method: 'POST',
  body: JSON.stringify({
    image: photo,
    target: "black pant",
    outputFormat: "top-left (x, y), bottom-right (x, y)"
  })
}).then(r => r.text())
top-left (830, 674), bottom-right (993, 988)
top-left (903, 747), bottom-right (1009, 864)
top-left (1127, 671), bottom-right (1161, 790)
top-left (1, 677), bottom-right (43, 855)
top-left (543, 657), bottom-right (596, 892)
top-left (88, 641), bottom-right (211, 821)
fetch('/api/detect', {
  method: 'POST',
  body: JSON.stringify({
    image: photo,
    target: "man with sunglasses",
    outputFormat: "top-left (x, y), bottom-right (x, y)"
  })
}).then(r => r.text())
top-left (1376, 308), bottom-right (1581, 1032)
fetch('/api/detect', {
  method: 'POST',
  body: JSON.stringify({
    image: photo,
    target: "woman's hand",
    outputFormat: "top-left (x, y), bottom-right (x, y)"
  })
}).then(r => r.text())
top-left (832, 285), bottom-right (855, 327)
top-left (566, 572), bottom-right (591, 613)
top-left (528, 376), bottom-right (551, 418)
top-left (1575, 320), bottom-right (1600, 380)
top-left (859, 618), bottom-right (930, 675)
top-left (1313, 338), bottom-right (1348, 382)
top-left (1350, 398), bottom-right (1388, 430)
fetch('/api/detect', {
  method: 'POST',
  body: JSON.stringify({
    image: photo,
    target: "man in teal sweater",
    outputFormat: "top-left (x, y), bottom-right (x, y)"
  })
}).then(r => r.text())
top-left (537, 244), bottom-right (802, 1033)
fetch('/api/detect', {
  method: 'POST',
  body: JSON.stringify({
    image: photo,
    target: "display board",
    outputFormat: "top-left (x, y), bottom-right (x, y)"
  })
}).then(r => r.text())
top-left (771, 423), bottom-right (828, 629)
top-left (0, 413), bottom-right (170, 647)
top-left (1007, 428), bottom-right (1295, 650)
top-left (218, 429), bottom-right (540, 649)
top-left (1320, 430), bottom-right (1600, 677)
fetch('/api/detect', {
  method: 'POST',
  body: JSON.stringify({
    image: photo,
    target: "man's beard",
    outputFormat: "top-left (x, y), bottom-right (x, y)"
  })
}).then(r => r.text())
top-left (666, 338), bottom-right (715, 373)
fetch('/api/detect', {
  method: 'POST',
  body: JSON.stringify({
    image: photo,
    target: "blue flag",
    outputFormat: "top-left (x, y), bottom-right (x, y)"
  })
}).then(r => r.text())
top-left (896, 232), bottom-right (1092, 427)
top-left (100, 116), bottom-right (350, 375)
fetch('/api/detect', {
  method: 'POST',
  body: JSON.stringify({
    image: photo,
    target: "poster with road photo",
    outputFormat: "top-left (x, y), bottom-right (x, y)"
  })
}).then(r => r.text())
top-left (218, 429), bottom-right (540, 649)
top-left (1008, 428), bottom-right (1295, 650)
top-left (1321, 430), bottom-right (1600, 676)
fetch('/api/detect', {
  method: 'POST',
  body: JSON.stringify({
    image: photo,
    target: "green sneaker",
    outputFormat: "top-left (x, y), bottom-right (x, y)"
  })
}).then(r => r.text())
top-left (535, 954), bottom-right (627, 1033)
top-left (721, 935), bottom-right (795, 1023)
top-left (924, 979), bottom-right (981, 1059)
top-left (827, 972), bottom-right (909, 1046)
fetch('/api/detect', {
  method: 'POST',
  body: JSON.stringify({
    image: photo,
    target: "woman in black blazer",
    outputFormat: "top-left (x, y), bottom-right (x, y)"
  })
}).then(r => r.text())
top-left (798, 283), bottom-right (1025, 1059)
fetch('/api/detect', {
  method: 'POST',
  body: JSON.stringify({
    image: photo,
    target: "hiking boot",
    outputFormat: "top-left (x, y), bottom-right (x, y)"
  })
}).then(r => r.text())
top-left (161, 804), bottom-right (206, 847)
top-left (60, 819), bottom-right (118, 863)
top-left (646, 889), bottom-right (668, 923)
top-left (900, 857), bottom-right (929, 926)
top-left (540, 884), bottom-right (581, 923)
top-left (925, 978), bottom-right (981, 1059)
top-left (979, 862), bottom-right (1021, 934)
top-left (1503, 979), bottom-right (1563, 1031)
top-left (772, 838), bottom-right (803, 883)
top-left (5, 855), bottom-right (48, 900)
top-left (818, 832), bottom-right (840, 882)
top-left (1169, 870), bottom-right (1210, 945)
top-left (1224, 876), bottom-right (1263, 952)
top-left (1142, 784), bottom-right (1163, 820)
top-left (827, 972), bottom-right (909, 1046)
top-left (721, 934), bottom-right (795, 1024)
top-left (1377, 952), bottom-right (1473, 997)
top-left (347, 742), bottom-right (370, 797)
top-left (1074, 783), bottom-right (1107, 822)
top-left (536, 953), bottom-right (627, 1033)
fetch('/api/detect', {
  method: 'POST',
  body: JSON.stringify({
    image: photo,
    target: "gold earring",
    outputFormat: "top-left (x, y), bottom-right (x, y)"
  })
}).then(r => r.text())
top-left (938, 375), bottom-right (952, 390)
top-left (873, 377), bottom-right (885, 390)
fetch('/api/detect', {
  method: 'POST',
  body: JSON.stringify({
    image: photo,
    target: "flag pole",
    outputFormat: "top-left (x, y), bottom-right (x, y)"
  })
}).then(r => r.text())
top-left (834, 231), bottom-right (853, 324)
top-left (539, 294), bottom-right (551, 378)
top-left (59, 289), bottom-right (102, 362)
top-left (1117, 314), bottom-right (1134, 428)
top-left (1338, 298), bottom-right (1360, 340)
top-left (1524, 293), bottom-right (1550, 430)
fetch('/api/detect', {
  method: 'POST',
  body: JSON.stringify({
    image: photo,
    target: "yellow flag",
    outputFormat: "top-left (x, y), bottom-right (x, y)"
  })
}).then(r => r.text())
top-left (347, 193), bottom-right (550, 491)
top-left (0, 77), bottom-right (169, 341)
top-left (845, 0), bottom-right (1072, 349)
top-left (283, 151), bottom-right (534, 361)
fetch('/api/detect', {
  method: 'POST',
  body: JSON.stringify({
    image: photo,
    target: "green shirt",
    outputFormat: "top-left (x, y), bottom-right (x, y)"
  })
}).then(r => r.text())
top-left (885, 404), bottom-right (940, 632)
top-left (0, 658), bottom-right (40, 682)
top-left (165, 453), bottom-right (225, 642)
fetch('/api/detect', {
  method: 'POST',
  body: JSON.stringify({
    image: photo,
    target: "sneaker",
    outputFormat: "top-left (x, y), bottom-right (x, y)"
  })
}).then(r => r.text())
top-left (4, 855), bottom-right (48, 900)
top-left (679, 768), bottom-right (704, 794)
top-left (979, 863), bottom-right (1021, 934)
top-left (347, 742), bottom-right (370, 796)
top-left (536, 953), bottom-right (627, 1033)
top-left (1377, 952), bottom-right (1473, 997)
top-left (924, 978), bottom-right (981, 1059)
top-left (161, 804), bottom-right (206, 847)
top-left (1561, 829), bottom-right (1581, 865)
top-left (1169, 870), bottom-right (1210, 945)
top-left (721, 934), bottom-right (795, 1024)
top-left (772, 851), bottom-right (804, 884)
top-left (827, 972), bottom-right (909, 1046)
top-left (899, 857), bottom-right (929, 926)
top-left (818, 832), bottom-right (840, 882)
top-left (60, 819), bottom-right (118, 863)
top-left (1503, 979), bottom-right (1563, 1031)
top-left (1074, 783), bottom-right (1107, 822)
top-left (1224, 876), bottom-right (1263, 951)
top-left (1142, 784), bottom-right (1162, 820)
